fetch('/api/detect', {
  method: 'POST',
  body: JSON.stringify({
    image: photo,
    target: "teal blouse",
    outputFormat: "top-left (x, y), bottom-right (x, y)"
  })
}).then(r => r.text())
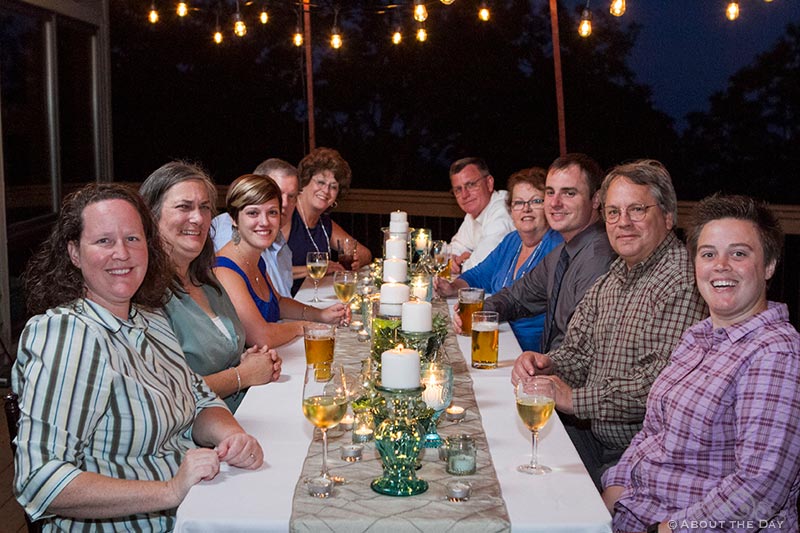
top-left (165, 281), bottom-right (247, 412)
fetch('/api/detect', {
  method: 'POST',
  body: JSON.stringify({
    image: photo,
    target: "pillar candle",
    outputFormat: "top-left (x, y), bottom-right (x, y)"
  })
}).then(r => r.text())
top-left (390, 210), bottom-right (407, 223)
top-left (389, 220), bottom-right (409, 234)
top-left (402, 300), bottom-right (432, 333)
top-left (380, 282), bottom-right (409, 316)
top-left (382, 258), bottom-right (408, 282)
top-left (385, 238), bottom-right (408, 260)
top-left (381, 345), bottom-right (420, 389)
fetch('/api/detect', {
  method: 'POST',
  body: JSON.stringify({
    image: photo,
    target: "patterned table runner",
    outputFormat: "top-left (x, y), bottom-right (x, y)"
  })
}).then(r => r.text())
top-left (289, 302), bottom-right (511, 533)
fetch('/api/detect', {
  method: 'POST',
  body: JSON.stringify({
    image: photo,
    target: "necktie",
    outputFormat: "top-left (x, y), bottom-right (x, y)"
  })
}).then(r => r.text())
top-left (544, 247), bottom-right (570, 352)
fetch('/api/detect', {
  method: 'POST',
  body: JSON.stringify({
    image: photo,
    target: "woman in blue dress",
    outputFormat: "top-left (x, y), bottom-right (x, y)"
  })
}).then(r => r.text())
top-left (435, 167), bottom-right (562, 350)
top-left (215, 174), bottom-right (347, 348)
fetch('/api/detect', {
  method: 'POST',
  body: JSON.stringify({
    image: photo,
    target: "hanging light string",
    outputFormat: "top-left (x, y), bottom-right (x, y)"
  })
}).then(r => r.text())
top-left (578, 0), bottom-right (592, 38)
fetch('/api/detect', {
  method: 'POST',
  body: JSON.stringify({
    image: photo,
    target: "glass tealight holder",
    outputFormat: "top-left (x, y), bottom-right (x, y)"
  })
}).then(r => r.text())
top-left (352, 409), bottom-right (375, 443)
top-left (446, 434), bottom-right (477, 476)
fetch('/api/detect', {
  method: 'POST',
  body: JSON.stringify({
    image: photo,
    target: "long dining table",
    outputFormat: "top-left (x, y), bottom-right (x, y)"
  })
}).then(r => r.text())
top-left (175, 276), bottom-right (612, 532)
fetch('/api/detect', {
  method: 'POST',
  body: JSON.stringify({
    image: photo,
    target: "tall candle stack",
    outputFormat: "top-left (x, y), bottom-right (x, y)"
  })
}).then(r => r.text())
top-left (389, 210), bottom-right (409, 235)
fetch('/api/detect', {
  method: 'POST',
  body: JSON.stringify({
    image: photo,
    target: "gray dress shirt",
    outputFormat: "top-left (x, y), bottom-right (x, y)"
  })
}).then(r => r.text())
top-left (484, 221), bottom-right (616, 352)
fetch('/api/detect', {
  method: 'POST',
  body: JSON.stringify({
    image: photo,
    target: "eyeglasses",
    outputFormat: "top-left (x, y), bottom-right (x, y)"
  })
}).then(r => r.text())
top-left (451, 175), bottom-right (487, 197)
top-left (511, 198), bottom-right (545, 211)
top-left (313, 178), bottom-right (339, 192)
top-left (603, 204), bottom-right (658, 224)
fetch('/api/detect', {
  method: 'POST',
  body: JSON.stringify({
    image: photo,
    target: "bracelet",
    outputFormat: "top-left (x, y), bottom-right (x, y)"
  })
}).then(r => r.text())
top-left (233, 366), bottom-right (242, 394)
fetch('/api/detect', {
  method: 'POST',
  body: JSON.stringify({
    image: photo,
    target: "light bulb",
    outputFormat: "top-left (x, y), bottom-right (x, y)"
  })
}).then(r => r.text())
top-left (233, 13), bottom-right (246, 37)
top-left (260, 9), bottom-right (268, 24)
top-left (578, 9), bottom-right (592, 37)
top-left (478, 7), bottom-right (490, 21)
top-left (609, 0), bottom-right (625, 17)
top-left (726, 1), bottom-right (740, 20)
top-left (414, 2), bottom-right (428, 22)
top-left (440, 0), bottom-right (455, 4)
top-left (764, 0), bottom-right (773, 2)
top-left (416, 27), bottom-right (427, 42)
top-left (293, 29), bottom-right (304, 47)
top-left (331, 29), bottom-right (342, 49)
top-left (148, 8), bottom-right (159, 23)
top-left (176, 2), bottom-right (188, 17)
top-left (392, 30), bottom-right (402, 44)
top-left (214, 30), bottom-right (223, 44)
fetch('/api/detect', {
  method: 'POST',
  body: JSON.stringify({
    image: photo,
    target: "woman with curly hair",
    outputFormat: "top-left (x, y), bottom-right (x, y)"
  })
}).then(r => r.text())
top-left (14, 183), bottom-right (262, 531)
top-left (286, 147), bottom-right (372, 294)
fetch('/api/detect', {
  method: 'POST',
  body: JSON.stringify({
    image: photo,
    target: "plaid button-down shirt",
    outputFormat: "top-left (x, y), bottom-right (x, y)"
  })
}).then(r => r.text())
top-left (550, 232), bottom-right (707, 449)
top-left (604, 303), bottom-right (800, 532)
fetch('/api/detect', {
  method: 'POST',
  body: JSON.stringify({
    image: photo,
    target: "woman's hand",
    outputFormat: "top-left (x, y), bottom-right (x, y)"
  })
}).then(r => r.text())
top-left (216, 432), bottom-right (263, 470)
top-left (433, 276), bottom-right (458, 298)
top-left (167, 448), bottom-right (221, 505)
top-left (451, 302), bottom-right (463, 334)
top-left (319, 302), bottom-right (348, 325)
top-left (239, 346), bottom-right (281, 386)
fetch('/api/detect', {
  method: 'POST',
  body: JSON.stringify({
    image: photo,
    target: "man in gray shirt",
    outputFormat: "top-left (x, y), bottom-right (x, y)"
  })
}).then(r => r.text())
top-left (454, 153), bottom-right (616, 352)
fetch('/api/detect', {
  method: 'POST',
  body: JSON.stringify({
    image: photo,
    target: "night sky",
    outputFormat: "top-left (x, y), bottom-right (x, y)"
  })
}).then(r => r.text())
top-left (562, 0), bottom-right (800, 129)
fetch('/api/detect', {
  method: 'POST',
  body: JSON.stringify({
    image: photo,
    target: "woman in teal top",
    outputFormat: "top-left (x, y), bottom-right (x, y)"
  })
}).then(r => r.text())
top-left (141, 161), bottom-right (282, 412)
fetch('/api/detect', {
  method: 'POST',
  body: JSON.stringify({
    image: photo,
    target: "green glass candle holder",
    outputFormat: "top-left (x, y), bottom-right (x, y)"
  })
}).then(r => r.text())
top-left (370, 384), bottom-right (429, 497)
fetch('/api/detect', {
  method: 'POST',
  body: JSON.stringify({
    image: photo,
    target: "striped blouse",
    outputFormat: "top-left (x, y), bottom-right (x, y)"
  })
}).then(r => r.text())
top-left (12, 298), bottom-right (227, 532)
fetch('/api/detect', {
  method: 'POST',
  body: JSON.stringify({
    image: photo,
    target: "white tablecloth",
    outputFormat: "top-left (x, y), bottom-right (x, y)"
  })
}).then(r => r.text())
top-left (175, 277), bottom-right (612, 532)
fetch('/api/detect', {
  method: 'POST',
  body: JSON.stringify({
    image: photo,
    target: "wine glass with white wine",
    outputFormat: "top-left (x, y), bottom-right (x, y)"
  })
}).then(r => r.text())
top-left (515, 376), bottom-right (556, 475)
top-left (302, 361), bottom-right (348, 486)
top-left (333, 270), bottom-right (357, 326)
top-left (306, 251), bottom-right (329, 303)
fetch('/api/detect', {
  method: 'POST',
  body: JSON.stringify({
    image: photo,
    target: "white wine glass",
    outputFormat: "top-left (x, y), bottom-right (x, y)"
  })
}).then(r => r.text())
top-left (302, 362), bottom-right (348, 484)
top-left (515, 376), bottom-right (556, 475)
top-left (306, 251), bottom-right (329, 303)
top-left (333, 270), bottom-right (357, 326)
top-left (431, 240), bottom-right (450, 300)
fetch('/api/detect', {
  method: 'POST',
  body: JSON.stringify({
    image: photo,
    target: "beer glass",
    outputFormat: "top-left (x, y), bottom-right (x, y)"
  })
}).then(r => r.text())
top-left (471, 311), bottom-right (499, 369)
top-left (457, 288), bottom-right (484, 336)
top-left (303, 324), bottom-right (335, 380)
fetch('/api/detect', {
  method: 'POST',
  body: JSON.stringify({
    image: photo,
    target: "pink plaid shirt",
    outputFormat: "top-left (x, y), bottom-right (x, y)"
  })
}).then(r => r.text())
top-left (604, 302), bottom-right (800, 532)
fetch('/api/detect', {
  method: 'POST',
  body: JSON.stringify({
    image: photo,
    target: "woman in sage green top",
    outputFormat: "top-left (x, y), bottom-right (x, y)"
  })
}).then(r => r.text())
top-left (141, 161), bottom-right (282, 412)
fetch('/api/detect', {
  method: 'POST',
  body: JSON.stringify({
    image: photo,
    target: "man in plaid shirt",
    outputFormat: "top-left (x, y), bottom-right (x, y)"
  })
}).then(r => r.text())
top-left (512, 160), bottom-right (707, 489)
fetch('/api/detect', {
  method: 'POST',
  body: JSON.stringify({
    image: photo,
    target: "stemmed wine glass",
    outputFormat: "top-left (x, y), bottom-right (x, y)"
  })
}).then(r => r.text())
top-left (306, 251), bottom-right (329, 302)
top-left (431, 240), bottom-right (450, 300)
top-left (515, 376), bottom-right (556, 475)
top-left (302, 361), bottom-right (348, 485)
top-left (333, 271), bottom-right (357, 327)
top-left (336, 238), bottom-right (357, 271)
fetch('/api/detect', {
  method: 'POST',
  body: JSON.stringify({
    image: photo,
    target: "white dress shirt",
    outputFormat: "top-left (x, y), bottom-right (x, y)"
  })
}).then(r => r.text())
top-left (450, 190), bottom-right (515, 272)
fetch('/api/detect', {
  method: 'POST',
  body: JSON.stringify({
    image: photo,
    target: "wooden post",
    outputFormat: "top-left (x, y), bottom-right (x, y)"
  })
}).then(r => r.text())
top-left (303, 0), bottom-right (316, 150)
top-left (549, 0), bottom-right (567, 156)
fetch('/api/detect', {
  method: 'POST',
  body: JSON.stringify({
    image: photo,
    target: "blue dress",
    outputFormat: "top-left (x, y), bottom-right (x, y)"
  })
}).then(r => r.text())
top-left (460, 229), bottom-right (563, 351)
top-left (215, 256), bottom-right (281, 323)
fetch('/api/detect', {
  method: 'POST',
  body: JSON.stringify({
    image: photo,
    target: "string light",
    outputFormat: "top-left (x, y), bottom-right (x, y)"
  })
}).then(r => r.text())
top-left (440, 0), bottom-right (455, 4)
top-left (578, 8), bottom-right (592, 37)
top-left (609, 0), bottom-right (625, 17)
top-left (726, 1), bottom-right (740, 20)
top-left (331, 29), bottom-right (343, 49)
top-left (148, 2), bottom-right (159, 23)
top-left (392, 27), bottom-right (403, 45)
top-left (260, 6), bottom-right (269, 24)
top-left (214, 28), bottom-right (223, 43)
top-left (478, 1), bottom-right (490, 21)
top-left (293, 26), bottom-right (304, 46)
top-left (233, 0), bottom-right (246, 37)
top-left (177, 2), bottom-right (188, 17)
top-left (413, 1), bottom-right (428, 22)
top-left (416, 25), bottom-right (427, 42)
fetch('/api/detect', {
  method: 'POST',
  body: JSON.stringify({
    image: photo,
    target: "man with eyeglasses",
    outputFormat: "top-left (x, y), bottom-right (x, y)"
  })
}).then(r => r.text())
top-left (212, 158), bottom-right (299, 297)
top-left (448, 157), bottom-right (515, 274)
top-left (511, 159), bottom-right (707, 489)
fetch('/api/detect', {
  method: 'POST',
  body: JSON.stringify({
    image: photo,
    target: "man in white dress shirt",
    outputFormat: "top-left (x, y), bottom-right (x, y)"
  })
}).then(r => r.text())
top-left (211, 158), bottom-right (299, 297)
top-left (448, 157), bottom-right (515, 273)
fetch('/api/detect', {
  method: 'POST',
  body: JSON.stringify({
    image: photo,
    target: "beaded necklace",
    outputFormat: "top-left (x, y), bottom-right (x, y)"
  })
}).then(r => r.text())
top-left (297, 202), bottom-right (330, 253)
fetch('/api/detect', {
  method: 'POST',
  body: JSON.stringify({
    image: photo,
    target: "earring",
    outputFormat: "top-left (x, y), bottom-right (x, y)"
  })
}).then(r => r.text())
top-left (232, 225), bottom-right (241, 245)
top-left (331, 200), bottom-right (338, 209)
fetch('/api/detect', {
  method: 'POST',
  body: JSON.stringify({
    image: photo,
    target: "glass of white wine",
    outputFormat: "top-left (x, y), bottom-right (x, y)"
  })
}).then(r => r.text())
top-left (515, 376), bottom-right (556, 475)
top-left (306, 251), bottom-right (329, 302)
top-left (431, 240), bottom-right (450, 300)
top-left (302, 361), bottom-right (348, 485)
top-left (333, 270), bottom-right (357, 326)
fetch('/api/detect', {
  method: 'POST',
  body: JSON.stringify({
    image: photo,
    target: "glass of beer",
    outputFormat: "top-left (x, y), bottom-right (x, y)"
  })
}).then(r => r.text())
top-left (471, 311), bottom-right (499, 369)
top-left (457, 288), bottom-right (484, 336)
top-left (515, 376), bottom-right (556, 475)
top-left (303, 324), bottom-right (336, 380)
